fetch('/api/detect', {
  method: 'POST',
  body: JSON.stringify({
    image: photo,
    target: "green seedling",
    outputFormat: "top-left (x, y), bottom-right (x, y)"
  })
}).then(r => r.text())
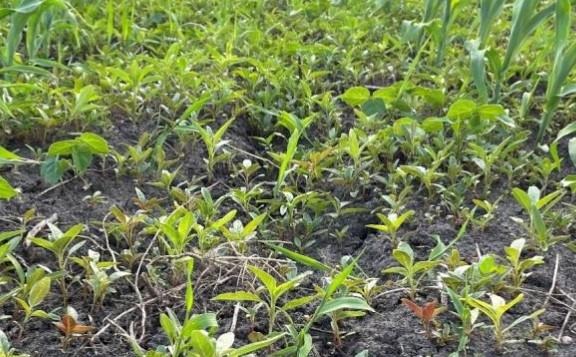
top-left (440, 254), bottom-right (507, 294)
top-left (366, 210), bottom-right (414, 247)
top-left (221, 213), bottom-right (267, 253)
top-left (0, 176), bottom-right (18, 201)
top-left (213, 265), bottom-right (314, 334)
top-left (267, 255), bottom-right (372, 356)
top-left (61, 85), bottom-right (103, 129)
top-left (400, 164), bottom-right (444, 198)
top-left (327, 302), bottom-right (369, 348)
top-left (41, 133), bottom-right (110, 184)
top-left (14, 276), bottom-right (52, 322)
top-left (189, 118), bottom-right (235, 180)
top-left (534, 143), bottom-right (562, 190)
top-left (112, 134), bottom-right (154, 178)
top-left (445, 287), bottom-right (482, 353)
top-left (292, 258), bottom-right (373, 356)
top-left (469, 198), bottom-right (499, 231)
top-left (346, 277), bottom-right (383, 306)
top-left (158, 206), bottom-right (236, 257)
top-left (232, 159), bottom-right (262, 188)
top-left (131, 259), bottom-right (285, 357)
top-left (149, 169), bottom-right (180, 191)
top-left (0, 329), bottom-right (29, 357)
top-left (504, 238), bottom-right (544, 289)
top-left (511, 186), bottom-right (564, 251)
top-left (30, 223), bottom-right (84, 302)
top-left (108, 206), bottom-right (146, 252)
top-left (339, 128), bottom-right (370, 170)
top-left (272, 128), bottom-right (302, 193)
top-left (468, 136), bottom-right (525, 196)
top-left (383, 242), bottom-right (440, 299)
top-left (82, 191), bottom-right (108, 206)
top-left (465, 293), bottom-right (544, 346)
top-left (537, 0), bottom-right (576, 142)
top-left (294, 146), bottom-right (335, 185)
top-left (446, 99), bottom-right (505, 156)
top-left (72, 250), bottom-right (130, 310)
top-left (229, 185), bottom-right (264, 213)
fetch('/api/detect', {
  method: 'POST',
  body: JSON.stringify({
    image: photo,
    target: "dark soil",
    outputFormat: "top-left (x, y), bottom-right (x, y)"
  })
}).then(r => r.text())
top-left (1, 113), bottom-right (576, 357)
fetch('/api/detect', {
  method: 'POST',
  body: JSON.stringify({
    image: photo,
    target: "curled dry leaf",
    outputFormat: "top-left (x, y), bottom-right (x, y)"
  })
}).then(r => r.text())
top-left (55, 314), bottom-right (94, 336)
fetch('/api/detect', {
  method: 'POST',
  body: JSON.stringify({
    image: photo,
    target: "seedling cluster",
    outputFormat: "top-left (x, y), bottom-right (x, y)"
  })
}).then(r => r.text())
top-left (0, 0), bottom-right (576, 356)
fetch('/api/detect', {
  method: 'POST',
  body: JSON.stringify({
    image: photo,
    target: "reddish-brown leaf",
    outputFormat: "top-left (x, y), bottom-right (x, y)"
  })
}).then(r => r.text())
top-left (401, 298), bottom-right (423, 319)
top-left (422, 301), bottom-right (438, 322)
top-left (56, 314), bottom-right (93, 336)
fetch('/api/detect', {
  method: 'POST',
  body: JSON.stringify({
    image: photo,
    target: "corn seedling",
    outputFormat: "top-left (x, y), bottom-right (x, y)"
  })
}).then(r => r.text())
top-left (490, 0), bottom-right (554, 102)
top-left (537, 0), bottom-right (576, 142)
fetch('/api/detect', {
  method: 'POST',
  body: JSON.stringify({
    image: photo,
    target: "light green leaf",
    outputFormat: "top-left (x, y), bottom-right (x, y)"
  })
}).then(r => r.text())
top-left (0, 176), bottom-right (18, 200)
top-left (212, 291), bottom-right (262, 302)
top-left (77, 133), bottom-right (109, 154)
top-left (447, 99), bottom-right (477, 120)
top-left (188, 330), bottom-right (216, 356)
top-left (28, 277), bottom-right (51, 308)
top-left (341, 87), bottom-right (370, 107)
top-left (248, 266), bottom-right (277, 295)
top-left (229, 332), bottom-right (286, 357)
top-left (317, 296), bottom-right (374, 316)
top-left (265, 243), bottom-right (330, 272)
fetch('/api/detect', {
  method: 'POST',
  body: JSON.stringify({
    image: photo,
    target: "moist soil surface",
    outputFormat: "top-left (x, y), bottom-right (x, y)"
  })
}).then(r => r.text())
top-left (1, 116), bottom-right (576, 357)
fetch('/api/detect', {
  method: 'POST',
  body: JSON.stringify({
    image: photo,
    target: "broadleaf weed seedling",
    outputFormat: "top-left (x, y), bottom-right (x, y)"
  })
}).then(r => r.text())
top-left (504, 238), bottom-right (544, 290)
top-left (71, 249), bottom-right (131, 311)
top-left (14, 276), bottom-right (52, 322)
top-left (445, 287), bottom-right (482, 353)
top-left (0, 329), bottom-right (29, 357)
top-left (213, 265), bottom-right (314, 334)
top-left (468, 197), bottom-right (500, 231)
top-left (221, 213), bottom-right (267, 253)
top-left (511, 186), bottom-right (564, 251)
top-left (29, 223), bottom-right (85, 303)
top-left (465, 293), bottom-right (544, 346)
top-left (382, 242), bottom-right (440, 299)
top-left (41, 133), bottom-right (110, 184)
top-left (189, 118), bottom-right (235, 180)
top-left (366, 210), bottom-right (414, 247)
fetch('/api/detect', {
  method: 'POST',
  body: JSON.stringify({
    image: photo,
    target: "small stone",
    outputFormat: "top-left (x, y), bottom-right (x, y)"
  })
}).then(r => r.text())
top-left (560, 336), bottom-right (573, 345)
